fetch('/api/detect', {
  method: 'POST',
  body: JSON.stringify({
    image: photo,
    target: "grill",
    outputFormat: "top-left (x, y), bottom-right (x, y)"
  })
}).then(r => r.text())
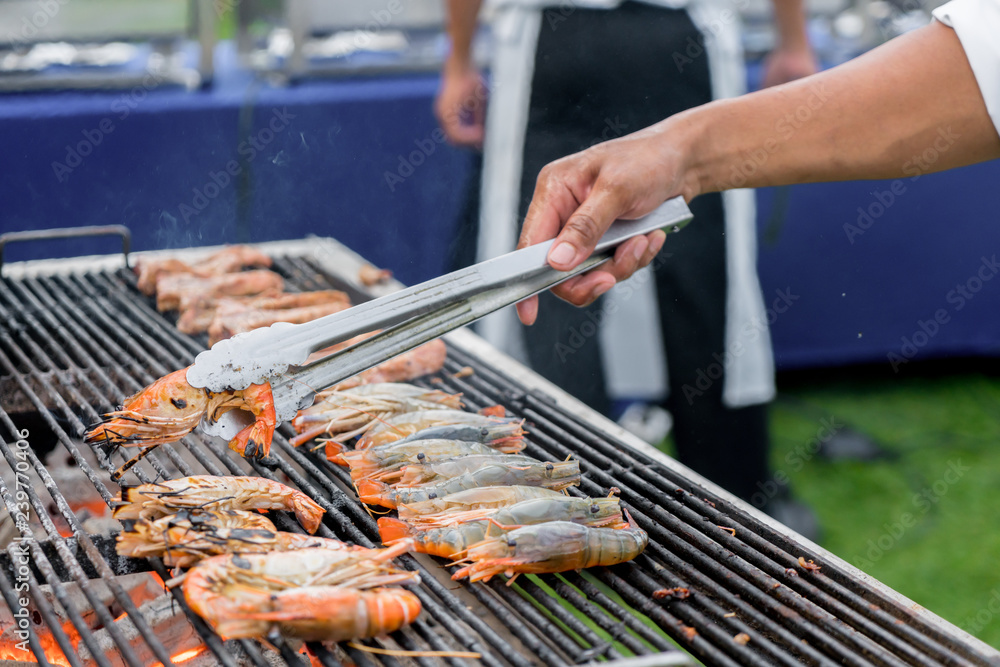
top-left (0, 236), bottom-right (997, 667)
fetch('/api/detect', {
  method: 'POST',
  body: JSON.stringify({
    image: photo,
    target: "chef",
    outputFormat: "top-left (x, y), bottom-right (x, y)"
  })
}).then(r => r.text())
top-left (515, 0), bottom-right (1000, 323)
top-left (437, 0), bottom-right (817, 525)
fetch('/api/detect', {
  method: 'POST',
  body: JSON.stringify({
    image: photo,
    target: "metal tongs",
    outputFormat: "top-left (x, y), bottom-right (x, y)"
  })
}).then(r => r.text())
top-left (187, 197), bottom-right (693, 440)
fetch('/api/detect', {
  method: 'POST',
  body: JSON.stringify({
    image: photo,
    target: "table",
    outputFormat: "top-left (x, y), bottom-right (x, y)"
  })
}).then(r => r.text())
top-left (3, 45), bottom-right (1000, 370)
top-left (0, 44), bottom-right (473, 288)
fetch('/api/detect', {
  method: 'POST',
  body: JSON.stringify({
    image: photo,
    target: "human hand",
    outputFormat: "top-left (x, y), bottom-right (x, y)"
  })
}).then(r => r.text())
top-left (761, 45), bottom-right (818, 88)
top-left (434, 58), bottom-right (487, 147)
top-left (514, 123), bottom-right (699, 325)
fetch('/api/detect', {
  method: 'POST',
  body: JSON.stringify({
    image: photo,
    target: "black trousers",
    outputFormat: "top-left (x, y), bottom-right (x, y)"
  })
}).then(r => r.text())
top-left (514, 2), bottom-right (771, 502)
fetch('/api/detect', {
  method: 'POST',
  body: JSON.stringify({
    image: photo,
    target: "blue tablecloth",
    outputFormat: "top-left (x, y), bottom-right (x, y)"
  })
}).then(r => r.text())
top-left (0, 45), bottom-right (474, 288)
top-left (3, 47), bottom-right (1000, 370)
top-left (756, 163), bottom-right (1000, 370)
top-left (745, 56), bottom-right (1000, 370)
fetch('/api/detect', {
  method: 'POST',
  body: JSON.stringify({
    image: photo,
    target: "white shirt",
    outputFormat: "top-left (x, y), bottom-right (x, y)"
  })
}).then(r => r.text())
top-left (933, 0), bottom-right (1000, 136)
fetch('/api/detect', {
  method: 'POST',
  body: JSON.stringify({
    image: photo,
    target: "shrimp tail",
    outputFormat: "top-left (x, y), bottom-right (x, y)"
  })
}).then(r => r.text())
top-left (324, 440), bottom-right (348, 465)
top-left (376, 518), bottom-right (414, 545)
top-left (290, 495), bottom-right (325, 534)
top-left (115, 525), bottom-right (161, 559)
top-left (228, 421), bottom-right (273, 460)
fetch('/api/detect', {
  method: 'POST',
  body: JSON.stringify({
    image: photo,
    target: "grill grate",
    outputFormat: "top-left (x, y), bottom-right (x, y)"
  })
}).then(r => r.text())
top-left (0, 243), bottom-right (995, 667)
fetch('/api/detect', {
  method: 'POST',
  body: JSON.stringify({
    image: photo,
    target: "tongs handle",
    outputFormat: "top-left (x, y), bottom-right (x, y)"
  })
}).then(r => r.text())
top-left (187, 196), bottom-right (693, 406)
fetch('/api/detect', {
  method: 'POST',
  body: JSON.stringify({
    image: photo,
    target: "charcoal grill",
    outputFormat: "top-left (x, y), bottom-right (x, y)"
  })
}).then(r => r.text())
top-left (0, 234), bottom-right (997, 667)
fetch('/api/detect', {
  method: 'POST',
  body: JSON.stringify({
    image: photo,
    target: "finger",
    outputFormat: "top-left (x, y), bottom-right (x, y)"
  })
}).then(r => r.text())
top-left (451, 123), bottom-right (485, 147)
top-left (518, 163), bottom-right (587, 251)
top-left (550, 270), bottom-right (616, 307)
top-left (549, 229), bottom-right (667, 307)
top-left (641, 230), bottom-right (667, 267)
top-left (516, 296), bottom-right (539, 326)
top-left (441, 115), bottom-right (484, 146)
top-left (547, 184), bottom-right (626, 271)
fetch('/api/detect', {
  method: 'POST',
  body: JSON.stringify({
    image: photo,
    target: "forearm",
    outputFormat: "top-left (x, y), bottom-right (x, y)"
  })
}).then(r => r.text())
top-left (444, 0), bottom-right (483, 68)
top-left (675, 21), bottom-right (1000, 194)
top-left (770, 0), bottom-right (809, 51)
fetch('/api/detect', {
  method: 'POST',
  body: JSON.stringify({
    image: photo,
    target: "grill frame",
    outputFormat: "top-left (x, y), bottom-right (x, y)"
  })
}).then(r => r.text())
top-left (0, 236), bottom-right (996, 667)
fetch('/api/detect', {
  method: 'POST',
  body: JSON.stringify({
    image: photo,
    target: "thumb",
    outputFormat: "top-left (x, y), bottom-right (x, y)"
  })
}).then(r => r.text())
top-left (546, 185), bottom-right (625, 271)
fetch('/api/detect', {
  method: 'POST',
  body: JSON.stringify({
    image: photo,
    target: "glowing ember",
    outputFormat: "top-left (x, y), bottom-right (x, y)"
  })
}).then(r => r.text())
top-left (0, 633), bottom-right (73, 667)
top-left (151, 646), bottom-right (206, 667)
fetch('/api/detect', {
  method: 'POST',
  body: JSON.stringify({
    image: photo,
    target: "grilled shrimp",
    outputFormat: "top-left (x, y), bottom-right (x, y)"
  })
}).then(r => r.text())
top-left (378, 496), bottom-right (625, 558)
top-left (356, 461), bottom-right (581, 509)
top-left (117, 509), bottom-right (360, 567)
top-left (354, 409), bottom-right (525, 450)
top-left (289, 383), bottom-right (463, 447)
top-left (113, 475), bottom-right (325, 534)
top-left (397, 486), bottom-right (567, 520)
top-left (83, 366), bottom-right (277, 460)
top-left (84, 369), bottom-right (209, 448)
top-left (204, 382), bottom-right (277, 459)
top-left (392, 455), bottom-right (554, 487)
top-left (182, 544), bottom-right (421, 641)
top-left (451, 513), bottom-right (648, 583)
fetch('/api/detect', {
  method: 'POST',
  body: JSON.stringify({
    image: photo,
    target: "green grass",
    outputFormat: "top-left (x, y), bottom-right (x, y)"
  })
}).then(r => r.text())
top-left (509, 572), bottom-right (700, 662)
top-left (762, 368), bottom-right (1000, 648)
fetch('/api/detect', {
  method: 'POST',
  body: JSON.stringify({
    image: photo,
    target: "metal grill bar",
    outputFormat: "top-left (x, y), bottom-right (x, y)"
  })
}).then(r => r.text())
top-left (442, 344), bottom-right (995, 666)
top-left (88, 267), bottom-right (559, 667)
top-left (0, 277), bottom-right (275, 667)
top-left (526, 402), bottom-right (959, 666)
top-left (0, 241), bottom-right (994, 667)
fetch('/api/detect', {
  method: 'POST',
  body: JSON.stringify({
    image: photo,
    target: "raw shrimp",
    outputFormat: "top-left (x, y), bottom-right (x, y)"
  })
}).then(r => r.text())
top-left (404, 495), bottom-right (625, 530)
top-left (378, 496), bottom-right (625, 559)
top-left (391, 455), bottom-right (555, 487)
top-left (343, 444), bottom-right (533, 483)
top-left (289, 383), bottom-right (463, 447)
top-left (354, 408), bottom-right (525, 450)
top-left (356, 461), bottom-right (581, 509)
top-left (451, 513), bottom-right (648, 583)
top-left (397, 486), bottom-right (567, 520)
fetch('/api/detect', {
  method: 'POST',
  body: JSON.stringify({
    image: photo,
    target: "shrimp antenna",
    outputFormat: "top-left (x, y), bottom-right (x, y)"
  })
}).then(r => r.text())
top-left (111, 444), bottom-right (160, 482)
